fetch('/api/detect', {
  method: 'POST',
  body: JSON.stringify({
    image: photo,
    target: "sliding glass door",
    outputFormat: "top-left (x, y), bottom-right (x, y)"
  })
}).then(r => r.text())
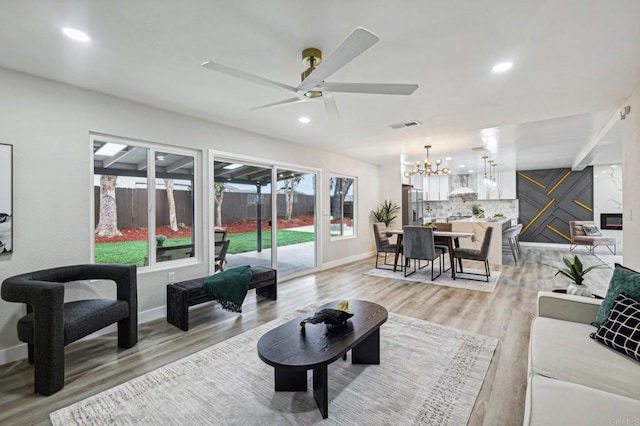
top-left (275, 168), bottom-right (317, 274)
top-left (213, 158), bottom-right (274, 270)
top-left (213, 157), bottom-right (318, 277)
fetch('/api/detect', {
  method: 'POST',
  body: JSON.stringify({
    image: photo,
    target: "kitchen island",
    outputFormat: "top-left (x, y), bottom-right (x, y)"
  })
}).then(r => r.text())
top-left (448, 217), bottom-right (513, 265)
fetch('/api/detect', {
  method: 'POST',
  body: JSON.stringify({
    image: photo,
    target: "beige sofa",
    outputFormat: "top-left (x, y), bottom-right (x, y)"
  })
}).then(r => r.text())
top-left (524, 291), bottom-right (640, 425)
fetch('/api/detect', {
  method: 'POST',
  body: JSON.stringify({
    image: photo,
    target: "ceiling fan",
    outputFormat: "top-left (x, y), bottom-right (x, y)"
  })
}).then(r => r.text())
top-left (201, 27), bottom-right (418, 118)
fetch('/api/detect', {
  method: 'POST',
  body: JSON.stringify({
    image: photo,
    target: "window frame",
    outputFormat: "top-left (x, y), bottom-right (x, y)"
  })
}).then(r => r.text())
top-left (90, 133), bottom-right (200, 269)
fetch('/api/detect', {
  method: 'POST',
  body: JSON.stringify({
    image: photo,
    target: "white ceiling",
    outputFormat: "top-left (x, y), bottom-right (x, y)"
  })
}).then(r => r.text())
top-left (1, 0), bottom-right (638, 172)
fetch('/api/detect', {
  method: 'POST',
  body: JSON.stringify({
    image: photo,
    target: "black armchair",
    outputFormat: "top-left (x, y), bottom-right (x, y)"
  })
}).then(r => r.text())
top-left (1, 264), bottom-right (138, 395)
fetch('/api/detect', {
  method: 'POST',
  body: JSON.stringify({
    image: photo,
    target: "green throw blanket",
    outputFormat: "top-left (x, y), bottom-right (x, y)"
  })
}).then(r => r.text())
top-left (203, 265), bottom-right (252, 313)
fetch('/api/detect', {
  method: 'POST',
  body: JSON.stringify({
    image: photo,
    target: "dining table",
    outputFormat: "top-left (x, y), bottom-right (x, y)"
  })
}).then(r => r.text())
top-left (387, 228), bottom-right (475, 279)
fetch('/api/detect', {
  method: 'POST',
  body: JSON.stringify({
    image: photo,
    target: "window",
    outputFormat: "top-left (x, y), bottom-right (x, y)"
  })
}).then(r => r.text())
top-left (329, 176), bottom-right (355, 237)
top-left (92, 135), bottom-right (196, 267)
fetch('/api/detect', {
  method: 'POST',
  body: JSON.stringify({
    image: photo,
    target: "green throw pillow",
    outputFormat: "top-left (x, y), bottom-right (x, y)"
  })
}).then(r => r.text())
top-left (593, 264), bottom-right (640, 327)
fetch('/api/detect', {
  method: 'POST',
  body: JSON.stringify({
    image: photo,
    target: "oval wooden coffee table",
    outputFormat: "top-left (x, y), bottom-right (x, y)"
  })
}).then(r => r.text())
top-left (257, 300), bottom-right (388, 419)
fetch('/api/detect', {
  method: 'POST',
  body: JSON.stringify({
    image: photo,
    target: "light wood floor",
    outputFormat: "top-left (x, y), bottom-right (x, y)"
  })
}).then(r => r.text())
top-left (0, 246), bottom-right (614, 425)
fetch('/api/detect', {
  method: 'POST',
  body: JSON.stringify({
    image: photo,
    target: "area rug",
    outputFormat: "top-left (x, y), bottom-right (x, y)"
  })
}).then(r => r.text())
top-left (595, 252), bottom-right (623, 269)
top-left (363, 268), bottom-right (500, 293)
top-left (50, 308), bottom-right (498, 425)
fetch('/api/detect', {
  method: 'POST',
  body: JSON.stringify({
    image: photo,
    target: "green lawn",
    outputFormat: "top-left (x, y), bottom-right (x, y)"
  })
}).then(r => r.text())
top-left (95, 231), bottom-right (314, 265)
top-left (226, 230), bottom-right (315, 254)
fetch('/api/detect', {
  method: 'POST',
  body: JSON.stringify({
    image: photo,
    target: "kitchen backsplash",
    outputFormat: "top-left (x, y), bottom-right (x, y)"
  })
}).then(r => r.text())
top-left (424, 199), bottom-right (519, 220)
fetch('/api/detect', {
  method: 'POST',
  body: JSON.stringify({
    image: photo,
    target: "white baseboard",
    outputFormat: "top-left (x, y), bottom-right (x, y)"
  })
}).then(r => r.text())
top-left (0, 305), bottom-right (169, 366)
top-left (0, 343), bottom-right (27, 365)
top-left (322, 251), bottom-right (375, 270)
top-left (520, 242), bottom-right (572, 249)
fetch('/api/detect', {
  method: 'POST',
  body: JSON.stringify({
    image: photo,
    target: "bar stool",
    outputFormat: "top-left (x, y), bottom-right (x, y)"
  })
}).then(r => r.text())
top-left (514, 223), bottom-right (523, 257)
top-left (502, 225), bottom-right (522, 263)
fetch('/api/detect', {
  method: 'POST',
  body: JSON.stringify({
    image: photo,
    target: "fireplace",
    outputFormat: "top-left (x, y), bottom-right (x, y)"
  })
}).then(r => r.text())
top-left (600, 213), bottom-right (622, 230)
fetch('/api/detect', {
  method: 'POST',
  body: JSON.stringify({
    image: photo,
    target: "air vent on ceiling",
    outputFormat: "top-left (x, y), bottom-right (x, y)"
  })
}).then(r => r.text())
top-left (389, 120), bottom-right (422, 129)
top-left (471, 146), bottom-right (486, 151)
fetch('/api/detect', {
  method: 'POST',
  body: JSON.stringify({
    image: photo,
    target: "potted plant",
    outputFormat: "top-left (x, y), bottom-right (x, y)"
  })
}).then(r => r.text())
top-left (371, 200), bottom-right (400, 227)
top-left (470, 203), bottom-right (481, 220)
top-left (553, 255), bottom-right (606, 296)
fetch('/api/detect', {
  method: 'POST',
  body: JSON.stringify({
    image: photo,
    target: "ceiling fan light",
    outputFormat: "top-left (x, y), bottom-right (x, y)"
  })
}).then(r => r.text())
top-left (304, 90), bottom-right (322, 98)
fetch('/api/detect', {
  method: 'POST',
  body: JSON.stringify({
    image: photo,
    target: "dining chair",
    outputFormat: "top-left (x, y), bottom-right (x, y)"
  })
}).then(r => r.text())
top-left (431, 222), bottom-right (452, 271)
top-left (214, 227), bottom-right (228, 243)
top-left (453, 227), bottom-right (493, 281)
top-left (403, 226), bottom-right (444, 280)
top-left (373, 222), bottom-right (401, 270)
top-left (214, 239), bottom-right (230, 272)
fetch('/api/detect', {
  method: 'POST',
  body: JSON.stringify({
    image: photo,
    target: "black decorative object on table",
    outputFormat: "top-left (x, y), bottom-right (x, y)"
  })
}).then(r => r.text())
top-left (300, 300), bottom-right (353, 335)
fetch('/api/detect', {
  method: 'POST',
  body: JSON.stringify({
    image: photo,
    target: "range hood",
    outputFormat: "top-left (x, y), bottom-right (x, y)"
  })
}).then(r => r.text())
top-left (448, 186), bottom-right (477, 196)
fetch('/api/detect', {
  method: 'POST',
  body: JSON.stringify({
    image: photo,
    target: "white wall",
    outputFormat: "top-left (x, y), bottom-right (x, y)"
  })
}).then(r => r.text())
top-left (593, 164), bottom-right (623, 252)
top-left (377, 163), bottom-right (403, 228)
top-left (622, 84), bottom-right (640, 269)
top-left (0, 68), bottom-right (380, 361)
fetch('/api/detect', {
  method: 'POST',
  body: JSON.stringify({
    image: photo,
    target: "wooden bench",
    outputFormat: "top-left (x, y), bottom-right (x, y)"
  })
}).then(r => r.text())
top-left (166, 266), bottom-right (277, 331)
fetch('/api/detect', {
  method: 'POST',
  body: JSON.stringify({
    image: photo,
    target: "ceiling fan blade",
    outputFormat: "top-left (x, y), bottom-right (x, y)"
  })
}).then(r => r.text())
top-left (320, 82), bottom-right (418, 95)
top-left (250, 97), bottom-right (308, 111)
top-left (297, 27), bottom-right (379, 93)
top-left (202, 60), bottom-right (297, 94)
top-left (323, 93), bottom-right (340, 119)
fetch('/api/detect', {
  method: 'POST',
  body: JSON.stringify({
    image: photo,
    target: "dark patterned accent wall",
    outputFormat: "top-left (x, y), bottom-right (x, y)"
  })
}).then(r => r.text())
top-left (517, 167), bottom-right (593, 243)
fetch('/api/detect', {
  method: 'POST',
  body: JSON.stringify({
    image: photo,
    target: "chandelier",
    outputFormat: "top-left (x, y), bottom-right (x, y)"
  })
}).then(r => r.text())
top-left (404, 145), bottom-right (451, 177)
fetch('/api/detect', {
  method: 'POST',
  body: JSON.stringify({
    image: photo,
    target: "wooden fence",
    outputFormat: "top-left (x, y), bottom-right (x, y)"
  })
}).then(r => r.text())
top-left (218, 192), bottom-right (315, 223)
top-left (94, 188), bottom-right (315, 228)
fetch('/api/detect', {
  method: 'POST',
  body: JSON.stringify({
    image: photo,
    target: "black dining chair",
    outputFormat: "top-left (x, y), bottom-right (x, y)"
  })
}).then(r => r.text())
top-left (403, 226), bottom-right (444, 280)
top-left (453, 227), bottom-right (493, 281)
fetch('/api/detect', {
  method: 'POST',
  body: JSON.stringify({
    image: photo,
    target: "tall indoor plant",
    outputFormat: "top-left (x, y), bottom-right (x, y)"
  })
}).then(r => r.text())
top-left (371, 200), bottom-right (400, 227)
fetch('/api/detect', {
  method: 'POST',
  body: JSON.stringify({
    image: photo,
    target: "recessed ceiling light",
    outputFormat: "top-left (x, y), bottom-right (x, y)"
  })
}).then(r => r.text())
top-left (492, 61), bottom-right (513, 73)
top-left (62, 27), bottom-right (91, 43)
top-left (459, 165), bottom-right (466, 168)
top-left (468, 170), bottom-right (474, 173)
top-left (298, 116), bottom-right (311, 124)
top-left (445, 157), bottom-right (452, 161)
